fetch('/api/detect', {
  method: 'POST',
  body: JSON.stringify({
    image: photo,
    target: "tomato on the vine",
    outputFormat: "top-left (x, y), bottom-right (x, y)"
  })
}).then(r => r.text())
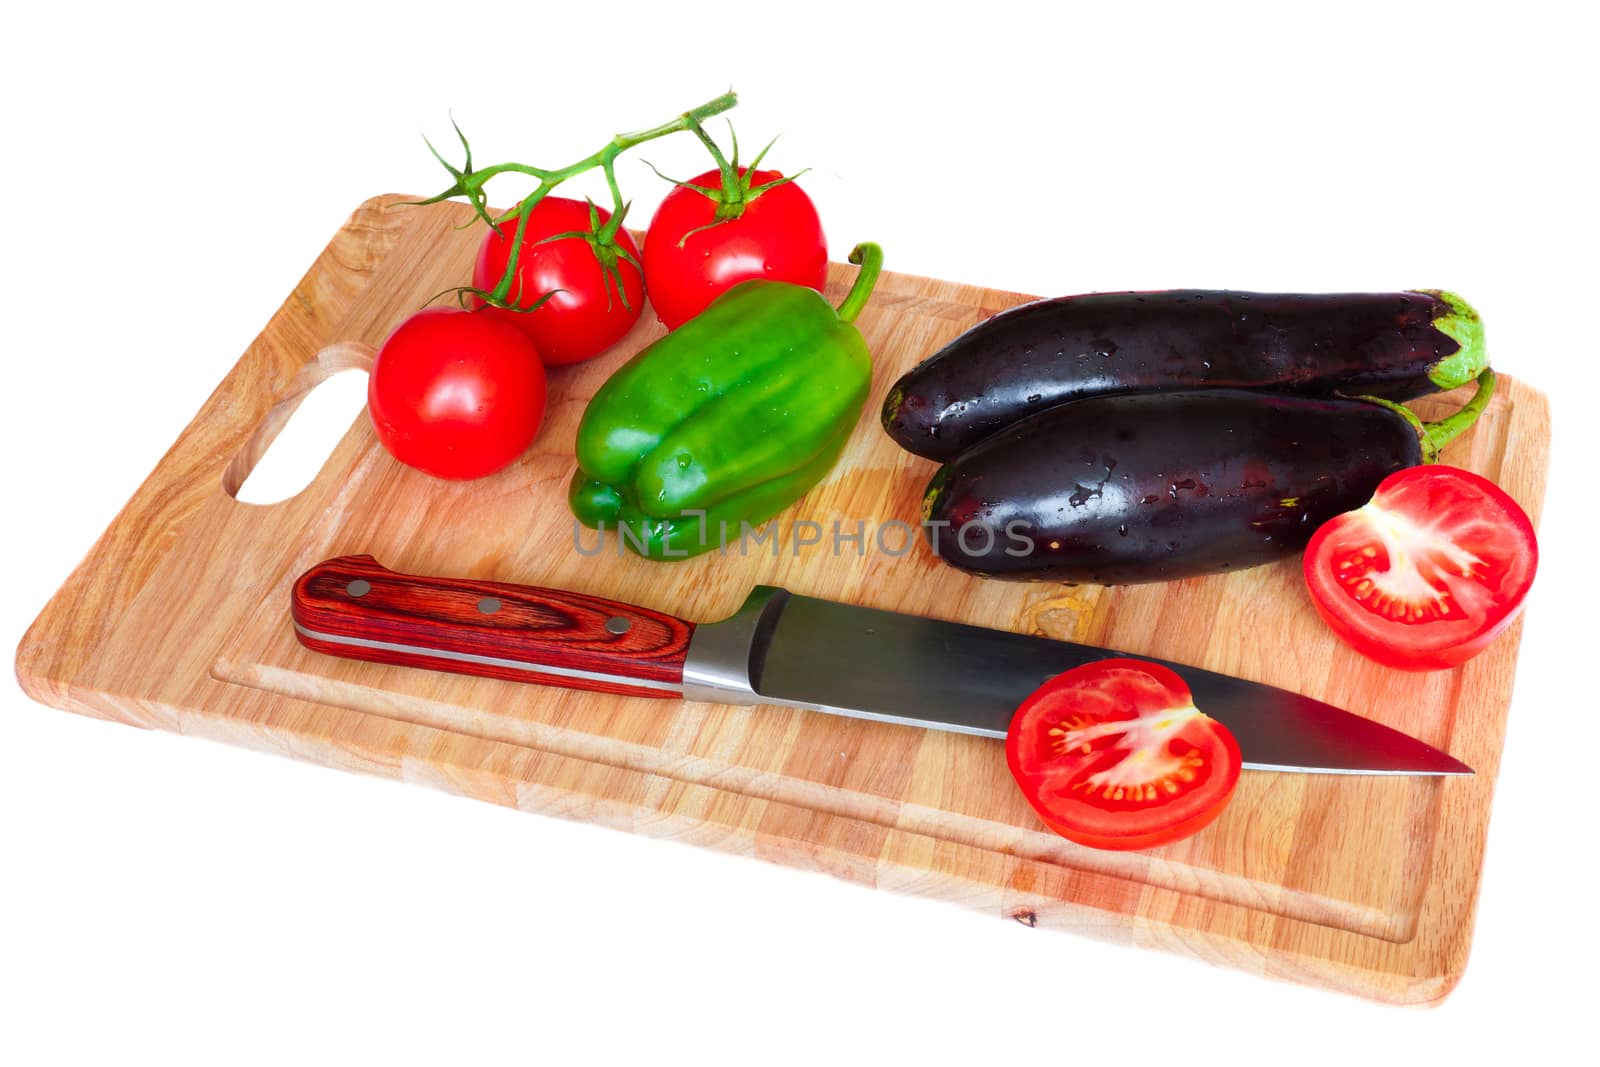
top-left (367, 307), bottom-right (547, 480)
top-left (1303, 465), bottom-right (1538, 671)
top-left (472, 196), bottom-right (645, 366)
top-left (642, 167), bottom-right (827, 329)
top-left (1006, 659), bottom-right (1241, 851)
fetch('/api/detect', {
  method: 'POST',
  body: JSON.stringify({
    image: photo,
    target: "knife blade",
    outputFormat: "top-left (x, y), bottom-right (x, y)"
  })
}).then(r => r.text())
top-left (291, 555), bottom-right (1471, 776)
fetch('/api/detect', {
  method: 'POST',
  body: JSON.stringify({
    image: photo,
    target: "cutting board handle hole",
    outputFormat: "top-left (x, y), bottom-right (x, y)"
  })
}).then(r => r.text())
top-left (223, 342), bottom-right (375, 506)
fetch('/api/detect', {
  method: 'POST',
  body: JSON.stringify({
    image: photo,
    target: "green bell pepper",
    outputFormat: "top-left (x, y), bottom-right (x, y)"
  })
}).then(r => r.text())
top-left (569, 242), bottom-right (883, 560)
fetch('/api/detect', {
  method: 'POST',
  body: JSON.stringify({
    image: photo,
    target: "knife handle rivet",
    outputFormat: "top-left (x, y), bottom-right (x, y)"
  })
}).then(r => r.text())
top-left (605, 616), bottom-right (632, 635)
top-left (345, 580), bottom-right (371, 598)
top-left (477, 597), bottom-right (502, 615)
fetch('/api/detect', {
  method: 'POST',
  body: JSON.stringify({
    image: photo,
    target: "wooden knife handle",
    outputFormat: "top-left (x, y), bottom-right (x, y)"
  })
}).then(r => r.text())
top-left (291, 555), bottom-right (694, 699)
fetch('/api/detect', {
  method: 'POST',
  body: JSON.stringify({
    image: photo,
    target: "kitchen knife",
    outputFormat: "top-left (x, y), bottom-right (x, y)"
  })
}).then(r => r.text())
top-left (291, 555), bottom-right (1471, 776)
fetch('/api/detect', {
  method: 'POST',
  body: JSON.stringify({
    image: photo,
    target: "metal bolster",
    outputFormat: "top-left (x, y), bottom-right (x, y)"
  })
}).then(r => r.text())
top-left (680, 586), bottom-right (790, 704)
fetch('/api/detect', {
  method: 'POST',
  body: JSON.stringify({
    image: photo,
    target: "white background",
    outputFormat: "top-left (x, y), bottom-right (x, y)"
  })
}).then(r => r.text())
top-left (3, 2), bottom-right (1595, 1063)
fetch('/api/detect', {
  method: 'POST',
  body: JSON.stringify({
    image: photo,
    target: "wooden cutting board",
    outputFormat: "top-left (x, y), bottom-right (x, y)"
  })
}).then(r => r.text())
top-left (15, 195), bottom-right (1549, 1004)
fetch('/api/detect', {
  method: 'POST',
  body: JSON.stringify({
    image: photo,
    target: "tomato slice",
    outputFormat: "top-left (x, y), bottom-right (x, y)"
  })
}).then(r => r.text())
top-left (1006, 660), bottom-right (1241, 851)
top-left (1303, 465), bottom-right (1537, 671)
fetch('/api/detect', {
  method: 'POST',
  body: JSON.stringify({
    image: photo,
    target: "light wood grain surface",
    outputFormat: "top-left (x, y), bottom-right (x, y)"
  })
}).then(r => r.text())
top-left (15, 195), bottom-right (1550, 1004)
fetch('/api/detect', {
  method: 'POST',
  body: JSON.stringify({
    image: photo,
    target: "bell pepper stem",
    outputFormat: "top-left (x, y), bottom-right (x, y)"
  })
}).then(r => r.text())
top-left (836, 243), bottom-right (883, 324)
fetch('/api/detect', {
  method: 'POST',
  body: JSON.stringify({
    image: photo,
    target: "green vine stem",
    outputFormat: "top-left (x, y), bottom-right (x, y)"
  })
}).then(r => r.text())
top-left (414, 91), bottom-right (739, 310)
top-left (1355, 368), bottom-right (1497, 464)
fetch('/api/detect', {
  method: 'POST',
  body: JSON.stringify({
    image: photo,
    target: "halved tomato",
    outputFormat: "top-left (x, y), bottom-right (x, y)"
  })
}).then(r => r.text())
top-left (1303, 465), bottom-right (1538, 671)
top-left (1006, 660), bottom-right (1241, 851)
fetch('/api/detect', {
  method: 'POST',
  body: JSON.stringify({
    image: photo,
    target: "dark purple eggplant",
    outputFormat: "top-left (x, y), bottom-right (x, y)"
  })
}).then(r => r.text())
top-left (884, 289), bottom-right (1486, 461)
top-left (920, 376), bottom-right (1494, 585)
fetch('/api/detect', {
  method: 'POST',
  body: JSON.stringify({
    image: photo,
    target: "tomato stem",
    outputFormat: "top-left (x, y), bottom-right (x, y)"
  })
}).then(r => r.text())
top-left (654, 121), bottom-right (810, 236)
top-left (413, 91), bottom-right (739, 307)
top-left (596, 162), bottom-right (626, 243)
top-left (686, 118), bottom-right (743, 208)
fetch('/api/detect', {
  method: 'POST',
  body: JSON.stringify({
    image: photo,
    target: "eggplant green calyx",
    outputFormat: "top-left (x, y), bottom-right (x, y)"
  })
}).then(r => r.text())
top-left (1419, 289), bottom-right (1489, 391)
top-left (1355, 368), bottom-right (1496, 464)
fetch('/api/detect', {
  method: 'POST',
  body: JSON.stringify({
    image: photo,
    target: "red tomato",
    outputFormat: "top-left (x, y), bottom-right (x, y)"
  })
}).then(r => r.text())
top-left (367, 307), bottom-right (547, 480)
top-left (1303, 465), bottom-right (1538, 671)
top-left (1006, 660), bottom-right (1241, 852)
top-left (471, 196), bottom-right (644, 365)
top-left (642, 167), bottom-right (827, 329)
